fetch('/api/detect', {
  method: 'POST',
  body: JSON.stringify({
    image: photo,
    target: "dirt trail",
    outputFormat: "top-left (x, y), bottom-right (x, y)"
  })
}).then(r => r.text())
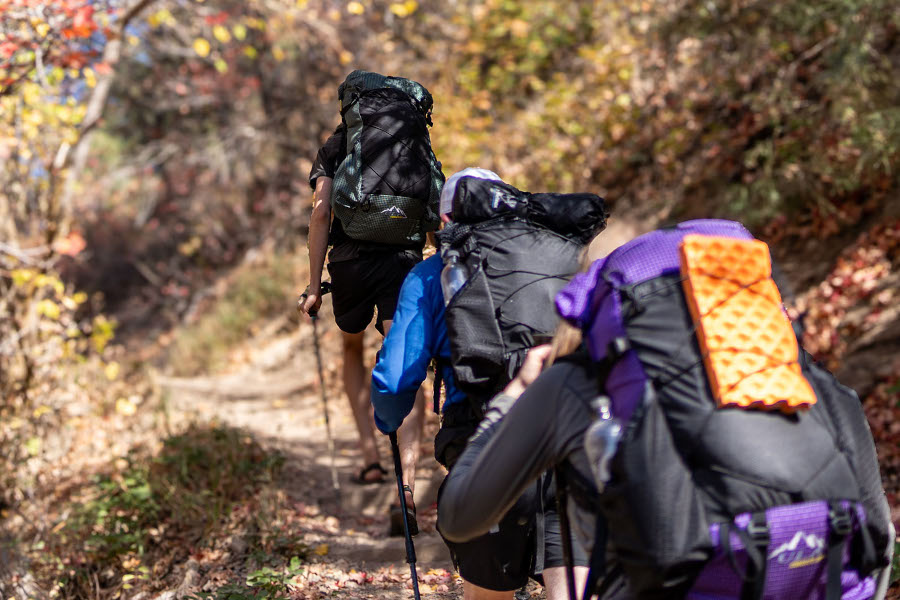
top-left (157, 298), bottom-right (462, 598)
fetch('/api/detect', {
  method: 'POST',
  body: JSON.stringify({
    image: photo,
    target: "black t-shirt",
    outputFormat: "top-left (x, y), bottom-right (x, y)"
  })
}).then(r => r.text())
top-left (309, 125), bottom-right (423, 262)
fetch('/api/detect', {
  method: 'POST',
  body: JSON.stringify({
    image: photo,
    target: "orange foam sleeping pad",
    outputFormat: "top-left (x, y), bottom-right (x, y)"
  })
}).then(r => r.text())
top-left (679, 234), bottom-right (816, 413)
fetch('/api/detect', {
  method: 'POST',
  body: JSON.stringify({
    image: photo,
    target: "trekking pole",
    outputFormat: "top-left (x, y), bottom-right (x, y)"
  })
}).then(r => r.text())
top-left (389, 431), bottom-right (421, 600)
top-left (298, 282), bottom-right (340, 504)
top-left (554, 467), bottom-right (579, 600)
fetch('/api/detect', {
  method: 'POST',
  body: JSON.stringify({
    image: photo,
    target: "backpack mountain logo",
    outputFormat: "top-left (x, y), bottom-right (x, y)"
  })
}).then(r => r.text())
top-left (769, 531), bottom-right (826, 568)
top-left (380, 206), bottom-right (408, 219)
top-left (489, 187), bottom-right (519, 210)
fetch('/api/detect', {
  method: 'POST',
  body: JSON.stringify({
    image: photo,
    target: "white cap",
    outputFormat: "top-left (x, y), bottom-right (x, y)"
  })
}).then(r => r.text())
top-left (439, 167), bottom-right (502, 217)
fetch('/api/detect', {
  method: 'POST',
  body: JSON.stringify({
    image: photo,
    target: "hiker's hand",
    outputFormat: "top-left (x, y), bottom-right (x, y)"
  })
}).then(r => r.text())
top-left (297, 290), bottom-right (322, 316)
top-left (504, 344), bottom-right (551, 398)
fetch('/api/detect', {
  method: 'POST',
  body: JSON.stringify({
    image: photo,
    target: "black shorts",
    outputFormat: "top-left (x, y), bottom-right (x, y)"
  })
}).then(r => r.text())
top-left (438, 476), bottom-right (538, 591)
top-left (541, 471), bottom-right (589, 570)
top-left (541, 500), bottom-right (589, 569)
top-left (326, 250), bottom-right (421, 334)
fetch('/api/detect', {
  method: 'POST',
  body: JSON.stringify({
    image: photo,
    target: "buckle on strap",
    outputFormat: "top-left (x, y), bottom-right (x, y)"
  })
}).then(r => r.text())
top-left (746, 514), bottom-right (770, 545)
top-left (828, 504), bottom-right (853, 537)
top-left (608, 337), bottom-right (631, 360)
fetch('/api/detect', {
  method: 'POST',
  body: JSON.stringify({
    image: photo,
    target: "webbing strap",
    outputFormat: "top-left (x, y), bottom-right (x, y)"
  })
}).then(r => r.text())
top-left (826, 502), bottom-right (852, 600)
top-left (582, 509), bottom-right (608, 600)
top-left (721, 513), bottom-right (769, 600)
top-left (740, 513), bottom-right (770, 600)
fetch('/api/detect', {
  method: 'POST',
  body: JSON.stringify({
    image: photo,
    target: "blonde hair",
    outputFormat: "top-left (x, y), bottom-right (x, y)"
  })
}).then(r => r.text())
top-left (547, 233), bottom-right (611, 366)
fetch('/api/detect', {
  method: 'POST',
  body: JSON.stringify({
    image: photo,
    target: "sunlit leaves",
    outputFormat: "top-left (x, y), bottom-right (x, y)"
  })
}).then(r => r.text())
top-left (212, 24), bottom-right (231, 43)
top-left (389, 1), bottom-right (418, 17)
top-left (0, 0), bottom-right (113, 91)
top-left (193, 37), bottom-right (212, 57)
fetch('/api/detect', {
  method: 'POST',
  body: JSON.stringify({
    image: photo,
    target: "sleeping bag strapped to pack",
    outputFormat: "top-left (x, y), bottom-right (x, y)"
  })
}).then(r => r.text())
top-left (554, 219), bottom-right (893, 600)
top-left (330, 70), bottom-right (444, 246)
top-left (439, 175), bottom-right (608, 405)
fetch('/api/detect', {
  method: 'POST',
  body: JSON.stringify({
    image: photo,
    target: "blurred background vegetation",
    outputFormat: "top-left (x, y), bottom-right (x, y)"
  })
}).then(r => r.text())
top-left (1, 0), bottom-right (898, 597)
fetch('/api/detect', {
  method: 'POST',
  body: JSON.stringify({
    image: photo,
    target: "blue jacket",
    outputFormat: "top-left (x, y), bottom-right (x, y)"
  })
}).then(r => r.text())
top-left (371, 254), bottom-right (466, 433)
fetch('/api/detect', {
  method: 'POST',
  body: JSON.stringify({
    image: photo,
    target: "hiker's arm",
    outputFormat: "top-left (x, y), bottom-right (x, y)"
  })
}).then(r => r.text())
top-left (300, 177), bottom-right (331, 315)
top-left (438, 363), bottom-right (582, 542)
top-left (371, 263), bottom-right (434, 433)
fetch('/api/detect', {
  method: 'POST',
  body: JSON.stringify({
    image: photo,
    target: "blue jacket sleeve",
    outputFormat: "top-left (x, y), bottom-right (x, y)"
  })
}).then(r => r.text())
top-left (371, 260), bottom-right (436, 433)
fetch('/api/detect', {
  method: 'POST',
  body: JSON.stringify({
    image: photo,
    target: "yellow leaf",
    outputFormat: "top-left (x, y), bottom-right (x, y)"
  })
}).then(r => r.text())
top-left (84, 67), bottom-right (97, 88)
top-left (11, 269), bottom-right (35, 286)
top-left (214, 58), bottom-right (228, 73)
top-left (389, 0), bottom-right (418, 17)
top-left (243, 46), bottom-right (258, 59)
top-left (148, 9), bottom-right (174, 27)
top-left (116, 398), bottom-right (137, 416)
top-left (213, 25), bottom-right (231, 43)
top-left (73, 291), bottom-right (88, 304)
top-left (193, 38), bottom-right (211, 57)
top-left (24, 437), bottom-right (41, 456)
top-left (232, 24), bottom-right (247, 40)
top-left (33, 405), bottom-right (51, 418)
top-left (105, 362), bottom-right (120, 381)
top-left (313, 543), bottom-right (329, 555)
top-left (36, 299), bottom-right (61, 320)
top-left (338, 50), bottom-right (353, 65)
top-left (272, 47), bottom-right (286, 62)
top-left (347, 1), bottom-right (365, 14)
top-left (36, 23), bottom-right (50, 38)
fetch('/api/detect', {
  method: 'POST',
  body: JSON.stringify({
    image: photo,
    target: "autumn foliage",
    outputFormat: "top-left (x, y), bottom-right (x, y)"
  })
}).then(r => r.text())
top-left (0, 0), bottom-right (898, 597)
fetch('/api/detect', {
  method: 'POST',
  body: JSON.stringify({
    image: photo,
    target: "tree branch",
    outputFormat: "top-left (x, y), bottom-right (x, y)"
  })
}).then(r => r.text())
top-left (48, 0), bottom-right (158, 246)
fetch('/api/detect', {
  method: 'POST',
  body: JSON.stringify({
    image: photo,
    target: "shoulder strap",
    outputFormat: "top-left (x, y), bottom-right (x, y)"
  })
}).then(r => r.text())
top-left (582, 510), bottom-right (608, 600)
top-left (554, 466), bottom-right (579, 600)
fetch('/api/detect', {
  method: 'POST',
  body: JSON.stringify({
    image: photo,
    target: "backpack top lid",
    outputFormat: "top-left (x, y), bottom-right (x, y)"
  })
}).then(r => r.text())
top-left (447, 175), bottom-right (608, 244)
top-left (338, 69), bottom-right (434, 115)
top-left (555, 219), bottom-right (753, 363)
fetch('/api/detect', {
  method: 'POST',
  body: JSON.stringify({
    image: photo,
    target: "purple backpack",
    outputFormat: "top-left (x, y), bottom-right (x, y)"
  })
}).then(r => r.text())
top-left (554, 220), bottom-right (891, 600)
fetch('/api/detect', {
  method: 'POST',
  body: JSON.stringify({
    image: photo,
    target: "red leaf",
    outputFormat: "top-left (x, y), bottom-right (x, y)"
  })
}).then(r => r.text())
top-left (0, 42), bottom-right (16, 58)
top-left (54, 232), bottom-right (87, 257)
top-left (204, 11), bottom-right (229, 25)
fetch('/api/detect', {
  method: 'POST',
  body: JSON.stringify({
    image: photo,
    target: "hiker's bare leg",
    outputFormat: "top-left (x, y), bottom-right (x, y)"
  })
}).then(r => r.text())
top-left (463, 582), bottom-right (513, 600)
top-left (341, 329), bottom-right (380, 477)
top-left (381, 318), bottom-right (425, 503)
top-left (543, 566), bottom-right (589, 600)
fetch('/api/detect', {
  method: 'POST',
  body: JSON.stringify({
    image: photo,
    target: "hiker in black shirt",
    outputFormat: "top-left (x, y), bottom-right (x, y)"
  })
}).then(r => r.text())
top-left (300, 123), bottom-right (427, 532)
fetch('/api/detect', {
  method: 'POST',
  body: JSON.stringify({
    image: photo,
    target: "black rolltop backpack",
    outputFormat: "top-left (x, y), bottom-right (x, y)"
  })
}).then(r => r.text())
top-left (438, 176), bottom-right (608, 406)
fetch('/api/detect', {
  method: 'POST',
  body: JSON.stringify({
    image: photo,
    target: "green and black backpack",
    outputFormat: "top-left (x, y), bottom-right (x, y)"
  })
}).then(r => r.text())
top-left (331, 70), bottom-right (444, 247)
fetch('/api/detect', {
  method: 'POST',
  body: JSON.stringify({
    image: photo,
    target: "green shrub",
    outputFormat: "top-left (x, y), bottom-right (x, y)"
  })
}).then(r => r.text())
top-left (37, 425), bottom-right (287, 598)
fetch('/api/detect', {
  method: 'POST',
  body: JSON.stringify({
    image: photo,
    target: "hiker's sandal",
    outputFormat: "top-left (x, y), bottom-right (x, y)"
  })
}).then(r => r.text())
top-left (389, 488), bottom-right (418, 537)
top-left (351, 462), bottom-right (387, 485)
